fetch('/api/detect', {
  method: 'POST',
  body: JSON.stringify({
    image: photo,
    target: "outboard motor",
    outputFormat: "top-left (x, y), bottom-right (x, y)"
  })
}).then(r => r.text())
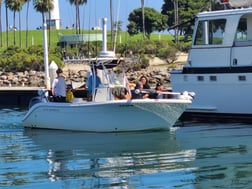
top-left (28, 89), bottom-right (49, 109)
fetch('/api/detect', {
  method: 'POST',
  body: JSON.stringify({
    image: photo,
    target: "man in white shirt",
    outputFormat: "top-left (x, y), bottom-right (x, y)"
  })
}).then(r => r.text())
top-left (51, 68), bottom-right (67, 102)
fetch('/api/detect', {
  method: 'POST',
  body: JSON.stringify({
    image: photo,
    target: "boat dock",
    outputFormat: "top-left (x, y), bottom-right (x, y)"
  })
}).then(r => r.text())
top-left (0, 87), bottom-right (42, 108)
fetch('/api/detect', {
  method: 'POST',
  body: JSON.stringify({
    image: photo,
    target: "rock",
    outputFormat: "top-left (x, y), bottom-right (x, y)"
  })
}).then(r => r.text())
top-left (3, 80), bottom-right (10, 85)
top-left (0, 75), bottom-right (7, 80)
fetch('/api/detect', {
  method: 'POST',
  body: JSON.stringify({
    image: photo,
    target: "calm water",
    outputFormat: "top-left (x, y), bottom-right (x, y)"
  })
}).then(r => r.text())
top-left (1, 108), bottom-right (252, 188)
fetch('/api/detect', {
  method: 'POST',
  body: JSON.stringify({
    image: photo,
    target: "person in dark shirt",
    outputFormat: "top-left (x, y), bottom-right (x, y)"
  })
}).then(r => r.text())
top-left (139, 75), bottom-right (150, 89)
top-left (131, 81), bottom-right (149, 99)
top-left (155, 82), bottom-right (165, 99)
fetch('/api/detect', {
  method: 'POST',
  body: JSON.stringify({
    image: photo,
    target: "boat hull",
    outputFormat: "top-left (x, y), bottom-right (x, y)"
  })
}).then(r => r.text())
top-left (23, 99), bottom-right (190, 132)
top-left (171, 72), bottom-right (252, 120)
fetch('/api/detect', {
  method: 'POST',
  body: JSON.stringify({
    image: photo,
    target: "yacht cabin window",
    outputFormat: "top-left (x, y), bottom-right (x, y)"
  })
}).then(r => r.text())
top-left (234, 15), bottom-right (252, 46)
top-left (236, 18), bottom-right (247, 41)
top-left (194, 19), bottom-right (226, 45)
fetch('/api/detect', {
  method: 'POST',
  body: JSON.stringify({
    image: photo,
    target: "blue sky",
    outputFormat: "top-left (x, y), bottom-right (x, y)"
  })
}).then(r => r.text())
top-left (2, 0), bottom-right (165, 31)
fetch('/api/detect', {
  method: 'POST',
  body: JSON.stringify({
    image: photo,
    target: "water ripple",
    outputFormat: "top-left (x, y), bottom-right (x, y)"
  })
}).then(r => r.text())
top-left (2, 109), bottom-right (252, 188)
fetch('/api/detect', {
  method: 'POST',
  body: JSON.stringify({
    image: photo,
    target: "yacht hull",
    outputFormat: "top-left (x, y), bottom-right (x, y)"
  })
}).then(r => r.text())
top-left (171, 72), bottom-right (252, 120)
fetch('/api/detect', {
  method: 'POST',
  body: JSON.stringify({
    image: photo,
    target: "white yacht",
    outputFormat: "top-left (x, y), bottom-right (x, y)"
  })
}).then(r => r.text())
top-left (171, 1), bottom-right (252, 121)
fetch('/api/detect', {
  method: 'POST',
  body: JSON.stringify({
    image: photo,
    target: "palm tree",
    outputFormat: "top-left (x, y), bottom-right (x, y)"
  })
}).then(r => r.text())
top-left (24, 0), bottom-right (30, 48)
top-left (5, 0), bottom-right (25, 46)
top-left (4, 0), bottom-right (9, 47)
top-left (18, 8), bottom-right (22, 47)
top-left (0, 0), bottom-right (2, 47)
top-left (33, 0), bottom-right (54, 23)
top-left (68, 0), bottom-right (87, 34)
top-left (33, 0), bottom-right (54, 46)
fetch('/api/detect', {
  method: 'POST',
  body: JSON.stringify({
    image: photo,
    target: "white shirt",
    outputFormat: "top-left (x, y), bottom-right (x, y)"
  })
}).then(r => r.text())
top-left (52, 76), bottom-right (66, 97)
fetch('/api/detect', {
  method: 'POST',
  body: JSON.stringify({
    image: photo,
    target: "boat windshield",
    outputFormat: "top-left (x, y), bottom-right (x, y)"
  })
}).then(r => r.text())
top-left (103, 69), bottom-right (127, 87)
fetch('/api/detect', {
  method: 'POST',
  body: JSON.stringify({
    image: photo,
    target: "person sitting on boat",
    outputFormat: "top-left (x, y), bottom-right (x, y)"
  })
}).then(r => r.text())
top-left (51, 68), bottom-right (67, 102)
top-left (131, 81), bottom-right (149, 99)
top-left (66, 84), bottom-right (74, 103)
top-left (112, 87), bottom-right (131, 100)
top-left (154, 82), bottom-right (165, 99)
top-left (152, 82), bottom-right (172, 99)
top-left (87, 67), bottom-right (101, 96)
top-left (139, 75), bottom-right (151, 89)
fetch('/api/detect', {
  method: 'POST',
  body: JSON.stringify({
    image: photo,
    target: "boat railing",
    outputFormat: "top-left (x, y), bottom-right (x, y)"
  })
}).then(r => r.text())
top-left (140, 89), bottom-right (195, 100)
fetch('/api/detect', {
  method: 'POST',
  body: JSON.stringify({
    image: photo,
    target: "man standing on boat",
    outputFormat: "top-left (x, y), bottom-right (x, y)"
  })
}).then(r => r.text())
top-left (51, 68), bottom-right (67, 102)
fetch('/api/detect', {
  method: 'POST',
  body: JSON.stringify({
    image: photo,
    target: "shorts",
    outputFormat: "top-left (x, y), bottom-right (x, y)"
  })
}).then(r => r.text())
top-left (53, 96), bottom-right (66, 102)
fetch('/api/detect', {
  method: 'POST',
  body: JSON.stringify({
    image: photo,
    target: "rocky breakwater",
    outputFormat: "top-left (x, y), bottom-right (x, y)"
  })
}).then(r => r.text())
top-left (0, 67), bottom-right (171, 88)
top-left (63, 62), bottom-right (172, 88)
top-left (0, 54), bottom-right (188, 88)
top-left (0, 71), bottom-right (46, 87)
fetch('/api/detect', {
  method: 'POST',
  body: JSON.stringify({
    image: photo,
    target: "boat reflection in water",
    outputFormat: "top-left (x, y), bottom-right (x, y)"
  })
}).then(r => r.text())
top-left (24, 128), bottom-right (196, 188)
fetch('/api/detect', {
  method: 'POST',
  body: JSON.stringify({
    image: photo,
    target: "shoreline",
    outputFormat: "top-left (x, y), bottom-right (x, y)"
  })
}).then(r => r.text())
top-left (0, 54), bottom-right (187, 88)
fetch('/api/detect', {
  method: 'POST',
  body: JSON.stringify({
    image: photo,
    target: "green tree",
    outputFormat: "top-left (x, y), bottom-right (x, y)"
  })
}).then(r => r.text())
top-left (33, 0), bottom-right (54, 47)
top-left (68, 0), bottom-right (87, 34)
top-left (0, 0), bottom-right (2, 47)
top-left (161, 0), bottom-right (209, 37)
top-left (0, 0), bottom-right (3, 47)
top-left (127, 7), bottom-right (168, 39)
top-left (5, 0), bottom-right (25, 46)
